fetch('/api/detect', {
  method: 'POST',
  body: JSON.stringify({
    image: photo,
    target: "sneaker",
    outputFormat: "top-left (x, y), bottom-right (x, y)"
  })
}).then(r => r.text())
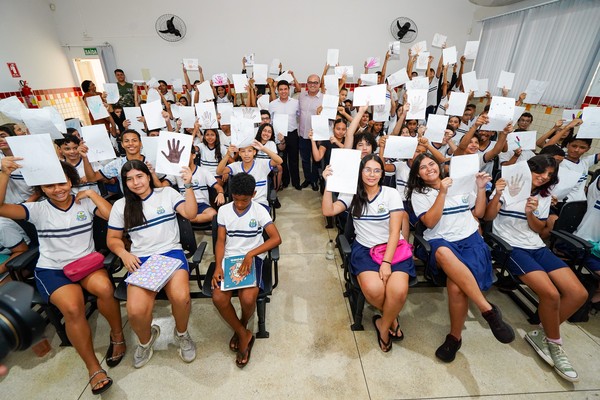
top-left (133, 325), bottom-right (160, 368)
top-left (174, 329), bottom-right (196, 363)
top-left (525, 330), bottom-right (554, 366)
top-left (547, 341), bottom-right (579, 382)
top-left (482, 303), bottom-right (515, 344)
top-left (435, 334), bottom-right (462, 363)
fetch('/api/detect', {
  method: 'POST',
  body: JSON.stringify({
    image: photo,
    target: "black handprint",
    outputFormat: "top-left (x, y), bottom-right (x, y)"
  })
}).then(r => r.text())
top-left (161, 138), bottom-right (185, 163)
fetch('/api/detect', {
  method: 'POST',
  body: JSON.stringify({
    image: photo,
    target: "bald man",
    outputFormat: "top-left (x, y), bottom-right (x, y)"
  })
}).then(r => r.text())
top-left (298, 74), bottom-right (323, 191)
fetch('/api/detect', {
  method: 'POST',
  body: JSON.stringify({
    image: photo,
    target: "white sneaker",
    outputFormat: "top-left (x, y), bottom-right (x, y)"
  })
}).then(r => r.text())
top-left (133, 325), bottom-right (160, 369)
top-left (547, 341), bottom-right (579, 382)
top-left (174, 329), bottom-right (196, 363)
top-left (525, 330), bottom-right (553, 366)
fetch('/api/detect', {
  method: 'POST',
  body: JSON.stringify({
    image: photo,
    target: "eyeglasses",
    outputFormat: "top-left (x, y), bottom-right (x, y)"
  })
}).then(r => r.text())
top-left (307, 81), bottom-right (319, 85)
top-left (363, 168), bottom-right (383, 175)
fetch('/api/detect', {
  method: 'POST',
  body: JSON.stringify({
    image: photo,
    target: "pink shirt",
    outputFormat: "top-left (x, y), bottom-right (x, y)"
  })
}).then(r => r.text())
top-left (298, 90), bottom-right (323, 139)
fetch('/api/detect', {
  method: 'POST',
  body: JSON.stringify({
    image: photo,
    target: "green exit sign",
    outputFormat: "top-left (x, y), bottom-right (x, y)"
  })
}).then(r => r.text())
top-left (83, 47), bottom-right (98, 56)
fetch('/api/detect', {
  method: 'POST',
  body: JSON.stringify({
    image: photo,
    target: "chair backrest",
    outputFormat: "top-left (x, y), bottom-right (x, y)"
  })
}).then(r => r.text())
top-left (343, 213), bottom-right (356, 244)
top-left (176, 214), bottom-right (198, 255)
top-left (93, 217), bottom-right (109, 251)
top-left (555, 201), bottom-right (588, 233)
top-left (14, 219), bottom-right (38, 247)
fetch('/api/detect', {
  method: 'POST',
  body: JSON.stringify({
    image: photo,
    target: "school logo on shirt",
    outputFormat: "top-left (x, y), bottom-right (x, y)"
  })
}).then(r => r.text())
top-left (377, 203), bottom-right (386, 213)
top-left (193, 179), bottom-right (199, 185)
top-left (461, 195), bottom-right (469, 204)
top-left (76, 211), bottom-right (87, 221)
top-left (533, 209), bottom-right (540, 217)
top-left (249, 219), bottom-right (257, 228)
top-left (156, 206), bottom-right (165, 215)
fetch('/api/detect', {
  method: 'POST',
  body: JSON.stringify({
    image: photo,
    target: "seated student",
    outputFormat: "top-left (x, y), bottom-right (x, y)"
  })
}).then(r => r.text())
top-left (55, 135), bottom-right (101, 195)
top-left (217, 141), bottom-right (283, 212)
top-left (211, 173), bottom-right (281, 368)
top-left (107, 160), bottom-right (198, 368)
top-left (309, 119), bottom-right (348, 166)
top-left (194, 128), bottom-right (227, 184)
top-left (485, 154), bottom-right (587, 382)
top-left (176, 148), bottom-right (225, 224)
top-left (0, 216), bottom-right (30, 282)
top-left (554, 133), bottom-right (599, 203)
top-left (573, 173), bottom-right (600, 311)
top-left (0, 157), bottom-right (125, 395)
top-left (322, 154), bottom-right (414, 352)
top-left (407, 153), bottom-right (515, 362)
top-left (0, 127), bottom-right (39, 204)
top-left (255, 123), bottom-right (278, 160)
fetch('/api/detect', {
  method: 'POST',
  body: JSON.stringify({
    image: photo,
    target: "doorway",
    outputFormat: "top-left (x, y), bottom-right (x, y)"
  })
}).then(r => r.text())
top-left (73, 58), bottom-right (107, 91)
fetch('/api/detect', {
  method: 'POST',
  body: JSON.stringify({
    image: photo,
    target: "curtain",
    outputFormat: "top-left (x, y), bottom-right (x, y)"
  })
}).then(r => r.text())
top-left (96, 44), bottom-right (118, 84)
top-left (476, 0), bottom-right (600, 108)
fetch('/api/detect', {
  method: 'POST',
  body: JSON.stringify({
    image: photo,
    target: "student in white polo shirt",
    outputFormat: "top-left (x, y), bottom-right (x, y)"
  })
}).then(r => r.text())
top-left (485, 154), bottom-right (587, 382)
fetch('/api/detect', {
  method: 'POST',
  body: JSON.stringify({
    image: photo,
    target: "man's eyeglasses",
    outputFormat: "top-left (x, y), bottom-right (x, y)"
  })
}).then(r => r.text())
top-left (307, 81), bottom-right (319, 85)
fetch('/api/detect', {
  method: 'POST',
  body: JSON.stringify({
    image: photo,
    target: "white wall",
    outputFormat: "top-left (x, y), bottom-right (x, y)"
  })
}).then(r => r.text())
top-left (0, 0), bottom-right (74, 91)
top-left (48, 0), bottom-right (481, 84)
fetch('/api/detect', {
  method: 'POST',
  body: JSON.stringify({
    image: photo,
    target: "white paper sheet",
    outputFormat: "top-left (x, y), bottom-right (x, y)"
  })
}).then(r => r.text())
top-left (501, 161), bottom-right (532, 205)
top-left (513, 106), bottom-right (526, 123)
top-left (327, 49), bottom-right (339, 66)
top-left (562, 109), bottom-right (582, 123)
top-left (442, 46), bottom-right (457, 65)
top-left (198, 81), bottom-right (215, 102)
top-left (474, 79), bottom-right (489, 98)
top-left (123, 107), bottom-right (146, 134)
top-left (386, 68), bottom-right (409, 88)
top-left (155, 131), bottom-right (193, 176)
top-left (464, 41), bottom-right (479, 60)
top-left (20, 108), bottom-right (63, 139)
top-left (0, 96), bottom-right (26, 121)
top-left (406, 89), bottom-right (428, 120)
top-left (103, 83), bottom-right (120, 104)
top-left (178, 106), bottom-right (196, 129)
top-left (170, 104), bottom-right (181, 120)
top-left (269, 59), bottom-right (280, 75)
top-left (253, 64), bottom-right (268, 85)
top-left (195, 102), bottom-right (218, 129)
top-left (321, 94), bottom-right (339, 120)
top-left (171, 79), bottom-right (183, 93)
top-left (373, 100), bottom-right (391, 122)
top-left (146, 88), bottom-right (160, 104)
top-left (80, 124), bottom-right (116, 163)
top-left (86, 95), bottom-right (109, 120)
top-left (383, 136), bottom-right (418, 159)
top-left (217, 103), bottom-right (233, 125)
top-left (461, 71), bottom-right (478, 94)
top-left (577, 107), bottom-right (600, 139)
top-left (388, 41), bottom-right (401, 59)
top-left (45, 106), bottom-right (67, 134)
top-left (447, 154), bottom-right (479, 196)
top-left (552, 168), bottom-right (582, 200)
top-left (233, 107), bottom-right (261, 124)
top-left (140, 101), bottom-right (166, 131)
top-left (411, 41), bottom-right (427, 55)
top-left (334, 66), bottom-right (354, 78)
top-left (146, 78), bottom-right (159, 88)
top-left (405, 77), bottom-right (429, 91)
top-left (497, 71), bottom-right (515, 91)
top-left (141, 136), bottom-right (159, 167)
top-left (257, 94), bottom-right (270, 111)
top-left (426, 114), bottom-right (449, 142)
top-left (416, 52), bottom-right (430, 70)
top-left (65, 118), bottom-right (82, 134)
top-left (5, 134), bottom-right (66, 186)
top-left (524, 80), bottom-right (548, 104)
top-left (232, 74), bottom-right (249, 94)
top-left (326, 149), bottom-right (361, 195)
top-left (276, 71), bottom-right (293, 82)
top-left (273, 113), bottom-right (288, 137)
top-left (365, 57), bottom-right (380, 69)
top-left (324, 75), bottom-right (339, 95)
top-left (483, 96), bottom-right (515, 131)
top-left (446, 91), bottom-right (469, 116)
top-left (212, 73), bottom-right (228, 86)
top-left (244, 53), bottom-right (255, 66)
top-left (360, 74), bottom-right (378, 86)
top-left (311, 115), bottom-right (330, 141)
top-left (182, 58), bottom-right (198, 71)
top-left (432, 33), bottom-right (447, 48)
top-left (353, 84), bottom-right (387, 106)
top-left (507, 131), bottom-right (536, 151)
top-left (230, 116), bottom-right (255, 148)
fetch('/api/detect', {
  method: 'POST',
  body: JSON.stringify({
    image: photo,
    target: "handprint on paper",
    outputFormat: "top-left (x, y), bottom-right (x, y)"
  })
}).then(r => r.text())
top-left (508, 174), bottom-right (524, 197)
top-left (241, 107), bottom-right (257, 120)
top-left (412, 43), bottom-right (423, 55)
top-left (410, 96), bottom-right (425, 116)
top-left (201, 111), bottom-right (215, 128)
top-left (366, 57), bottom-right (379, 69)
top-left (213, 74), bottom-right (226, 86)
top-left (161, 138), bottom-right (185, 163)
top-left (374, 104), bottom-right (386, 114)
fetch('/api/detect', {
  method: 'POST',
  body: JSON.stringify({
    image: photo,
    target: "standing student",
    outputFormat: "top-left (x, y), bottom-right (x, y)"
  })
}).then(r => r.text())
top-left (407, 153), bottom-right (515, 362)
top-left (211, 173), bottom-right (281, 368)
top-left (322, 154), bottom-right (414, 352)
top-left (298, 74), bottom-right (323, 191)
top-left (485, 155), bottom-right (586, 382)
top-left (0, 157), bottom-right (125, 395)
top-left (107, 160), bottom-right (198, 368)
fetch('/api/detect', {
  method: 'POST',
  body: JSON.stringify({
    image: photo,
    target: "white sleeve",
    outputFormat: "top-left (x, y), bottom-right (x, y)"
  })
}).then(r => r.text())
top-left (387, 188), bottom-right (404, 212)
top-left (107, 199), bottom-right (125, 230)
top-left (411, 191), bottom-right (435, 218)
top-left (337, 193), bottom-right (353, 209)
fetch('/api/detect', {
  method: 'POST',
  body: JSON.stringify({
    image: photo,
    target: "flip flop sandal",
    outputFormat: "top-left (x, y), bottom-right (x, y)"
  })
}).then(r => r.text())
top-left (105, 336), bottom-right (126, 367)
top-left (235, 336), bottom-right (255, 368)
top-left (229, 334), bottom-right (239, 352)
top-left (372, 315), bottom-right (392, 352)
top-left (389, 318), bottom-right (405, 342)
top-left (89, 369), bottom-right (113, 396)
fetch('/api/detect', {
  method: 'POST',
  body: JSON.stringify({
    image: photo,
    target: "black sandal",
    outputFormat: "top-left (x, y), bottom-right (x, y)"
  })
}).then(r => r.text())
top-left (235, 335), bottom-right (255, 368)
top-left (105, 334), bottom-right (126, 368)
top-left (389, 317), bottom-right (405, 342)
top-left (89, 369), bottom-right (113, 395)
top-left (229, 333), bottom-right (239, 352)
top-left (372, 315), bottom-right (392, 352)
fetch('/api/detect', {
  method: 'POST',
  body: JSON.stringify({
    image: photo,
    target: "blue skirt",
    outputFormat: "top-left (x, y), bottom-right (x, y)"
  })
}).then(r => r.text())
top-left (350, 241), bottom-right (416, 277)
top-left (429, 232), bottom-right (494, 291)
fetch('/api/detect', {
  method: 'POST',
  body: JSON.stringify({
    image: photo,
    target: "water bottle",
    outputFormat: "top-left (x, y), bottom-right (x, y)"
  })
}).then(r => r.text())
top-left (326, 240), bottom-right (335, 260)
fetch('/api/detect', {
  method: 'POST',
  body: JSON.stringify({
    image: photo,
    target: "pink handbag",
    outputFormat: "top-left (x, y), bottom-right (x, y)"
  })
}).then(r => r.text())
top-left (369, 240), bottom-right (413, 265)
top-left (63, 252), bottom-right (105, 282)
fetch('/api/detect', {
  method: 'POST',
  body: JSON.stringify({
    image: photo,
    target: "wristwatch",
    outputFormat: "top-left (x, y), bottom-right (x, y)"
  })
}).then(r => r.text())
top-left (184, 183), bottom-right (193, 189)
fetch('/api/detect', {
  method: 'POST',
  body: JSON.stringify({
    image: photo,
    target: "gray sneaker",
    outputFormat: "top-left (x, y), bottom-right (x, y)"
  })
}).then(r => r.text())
top-left (174, 329), bottom-right (196, 363)
top-left (547, 341), bottom-right (579, 382)
top-left (133, 325), bottom-right (160, 369)
top-left (525, 330), bottom-right (553, 366)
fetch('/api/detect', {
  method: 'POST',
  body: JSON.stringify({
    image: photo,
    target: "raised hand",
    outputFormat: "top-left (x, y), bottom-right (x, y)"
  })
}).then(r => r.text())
top-left (0, 156), bottom-right (22, 175)
top-left (440, 177), bottom-right (453, 194)
top-left (475, 172), bottom-right (492, 189)
top-left (495, 178), bottom-right (507, 194)
top-left (161, 138), bottom-right (185, 163)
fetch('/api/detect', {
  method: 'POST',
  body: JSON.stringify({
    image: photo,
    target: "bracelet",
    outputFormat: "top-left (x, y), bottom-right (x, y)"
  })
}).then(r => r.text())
top-left (184, 183), bottom-right (193, 189)
top-left (381, 260), bottom-right (391, 265)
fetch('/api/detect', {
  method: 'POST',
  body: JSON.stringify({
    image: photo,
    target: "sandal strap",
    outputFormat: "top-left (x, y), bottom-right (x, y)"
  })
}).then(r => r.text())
top-left (92, 377), bottom-right (112, 390)
top-left (106, 352), bottom-right (126, 361)
top-left (110, 340), bottom-right (126, 345)
top-left (89, 369), bottom-right (107, 383)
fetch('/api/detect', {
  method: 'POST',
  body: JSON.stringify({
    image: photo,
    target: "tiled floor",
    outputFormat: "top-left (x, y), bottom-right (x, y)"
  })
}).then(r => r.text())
top-left (1, 187), bottom-right (599, 399)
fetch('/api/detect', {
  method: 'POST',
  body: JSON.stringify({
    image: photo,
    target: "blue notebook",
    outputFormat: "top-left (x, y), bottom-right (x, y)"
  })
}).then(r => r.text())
top-left (220, 255), bottom-right (256, 291)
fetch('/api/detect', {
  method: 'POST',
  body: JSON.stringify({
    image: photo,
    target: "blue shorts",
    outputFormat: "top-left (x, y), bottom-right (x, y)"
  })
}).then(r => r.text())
top-left (586, 254), bottom-right (600, 272)
top-left (197, 202), bottom-right (211, 214)
top-left (350, 241), bottom-right (416, 277)
top-left (429, 231), bottom-right (494, 291)
top-left (507, 247), bottom-right (567, 276)
top-left (35, 268), bottom-right (77, 303)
